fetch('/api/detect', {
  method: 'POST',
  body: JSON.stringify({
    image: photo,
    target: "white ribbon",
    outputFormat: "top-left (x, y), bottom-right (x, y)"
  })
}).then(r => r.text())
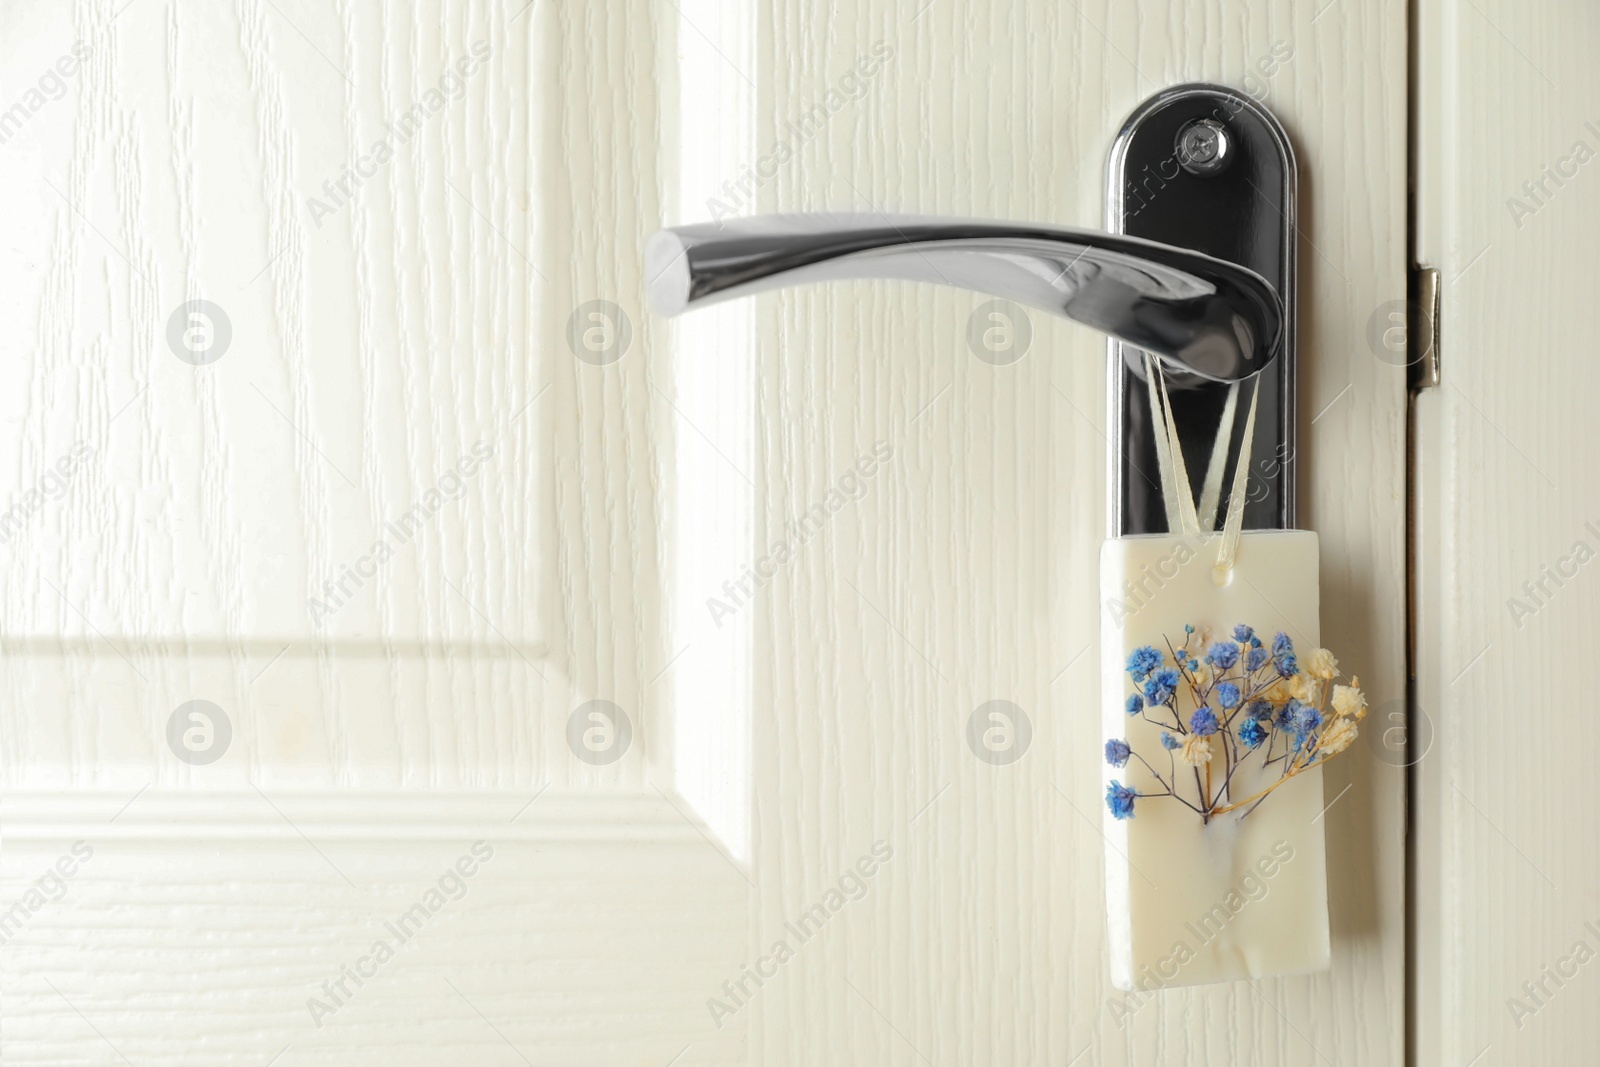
top-left (1142, 355), bottom-right (1260, 580)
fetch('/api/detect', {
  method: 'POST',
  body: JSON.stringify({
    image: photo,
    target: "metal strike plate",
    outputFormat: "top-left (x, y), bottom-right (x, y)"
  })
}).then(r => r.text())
top-left (1106, 84), bottom-right (1298, 536)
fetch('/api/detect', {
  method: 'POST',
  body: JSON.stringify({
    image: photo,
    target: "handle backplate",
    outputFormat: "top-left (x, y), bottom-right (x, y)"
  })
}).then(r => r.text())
top-left (1107, 84), bottom-right (1297, 536)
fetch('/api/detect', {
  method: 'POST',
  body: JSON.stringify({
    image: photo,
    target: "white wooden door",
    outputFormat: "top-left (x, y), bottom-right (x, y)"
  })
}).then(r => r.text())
top-left (0, 1), bottom-right (1407, 1063)
top-left (1413, 1), bottom-right (1600, 1063)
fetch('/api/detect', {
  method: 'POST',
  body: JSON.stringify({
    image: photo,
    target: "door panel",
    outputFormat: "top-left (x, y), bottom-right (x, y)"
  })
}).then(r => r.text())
top-left (1414, 2), bottom-right (1600, 1062)
top-left (747, 2), bottom-right (1406, 1064)
top-left (0, 0), bottom-right (1406, 1063)
top-left (1, 3), bottom-right (747, 1062)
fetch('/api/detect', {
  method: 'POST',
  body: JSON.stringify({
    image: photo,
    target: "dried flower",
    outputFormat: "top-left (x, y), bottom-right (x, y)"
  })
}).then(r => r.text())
top-left (1126, 646), bottom-right (1163, 681)
top-left (1287, 699), bottom-right (1323, 736)
top-left (1272, 632), bottom-right (1298, 678)
top-left (1239, 718), bottom-right (1268, 748)
top-left (1305, 647), bottom-right (1339, 680)
top-left (1179, 734), bottom-right (1214, 766)
top-left (1143, 668), bottom-right (1179, 705)
top-left (1332, 683), bottom-right (1367, 719)
top-left (1111, 624), bottom-right (1364, 824)
top-left (1288, 672), bottom-right (1320, 703)
top-left (1106, 781), bottom-right (1138, 819)
top-left (1318, 717), bottom-right (1359, 756)
top-left (1207, 642), bottom-right (1240, 670)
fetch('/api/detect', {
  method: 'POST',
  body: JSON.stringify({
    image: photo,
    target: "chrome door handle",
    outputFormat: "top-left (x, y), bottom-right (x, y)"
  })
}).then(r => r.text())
top-left (646, 214), bottom-right (1280, 383)
top-left (644, 83), bottom-right (1298, 536)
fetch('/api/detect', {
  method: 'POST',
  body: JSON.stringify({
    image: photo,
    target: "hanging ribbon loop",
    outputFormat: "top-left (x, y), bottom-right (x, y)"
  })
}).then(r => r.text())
top-left (1141, 356), bottom-right (1261, 580)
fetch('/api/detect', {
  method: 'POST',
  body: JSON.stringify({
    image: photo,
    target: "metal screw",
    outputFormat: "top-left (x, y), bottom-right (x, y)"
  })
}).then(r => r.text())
top-left (1176, 118), bottom-right (1232, 177)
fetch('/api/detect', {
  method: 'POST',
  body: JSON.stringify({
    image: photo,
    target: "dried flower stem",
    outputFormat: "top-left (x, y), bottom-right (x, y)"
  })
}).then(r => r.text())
top-left (1212, 733), bottom-right (1326, 816)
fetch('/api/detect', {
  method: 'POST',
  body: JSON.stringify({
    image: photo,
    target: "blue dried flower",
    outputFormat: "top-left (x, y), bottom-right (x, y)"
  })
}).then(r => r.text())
top-left (1216, 682), bottom-right (1242, 709)
top-left (1126, 646), bottom-right (1163, 681)
top-left (1144, 668), bottom-right (1179, 705)
top-left (1273, 633), bottom-right (1299, 676)
top-left (1287, 699), bottom-right (1322, 735)
top-left (1233, 624), bottom-right (1255, 643)
top-left (1106, 781), bottom-right (1137, 820)
top-left (1160, 731), bottom-right (1182, 751)
top-left (1207, 642), bottom-right (1240, 670)
top-left (1246, 699), bottom-right (1274, 722)
top-left (1189, 707), bottom-right (1220, 736)
top-left (1247, 647), bottom-right (1269, 672)
top-left (1274, 703), bottom-right (1295, 731)
top-left (1239, 718), bottom-right (1268, 748)
top-left (1105, 739), bottom-right (1131, 767)
top-left (1125, 693), bottom-right (1144, 716)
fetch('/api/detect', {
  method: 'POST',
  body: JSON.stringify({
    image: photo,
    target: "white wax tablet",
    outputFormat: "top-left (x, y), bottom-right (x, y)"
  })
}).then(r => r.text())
top-left (1100, 530), bottom-right (1331, 991)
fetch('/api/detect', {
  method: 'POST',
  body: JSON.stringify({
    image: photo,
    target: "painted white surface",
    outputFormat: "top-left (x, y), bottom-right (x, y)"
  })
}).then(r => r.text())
top-left (1414, 2), bottom-right (1600, 1063)
top-left (1101, 531), bottom-right (1329, 991)
top-left (0, 0), bottom-right (1407, 1063)
top-left (1, 2), bottom-right (750, 1062)
top-left (670, 0), bottom-right (757, 864)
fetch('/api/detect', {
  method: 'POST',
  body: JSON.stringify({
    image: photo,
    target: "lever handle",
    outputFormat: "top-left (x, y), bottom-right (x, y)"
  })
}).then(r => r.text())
top-left (645, 213), bottom-right (1282, 382)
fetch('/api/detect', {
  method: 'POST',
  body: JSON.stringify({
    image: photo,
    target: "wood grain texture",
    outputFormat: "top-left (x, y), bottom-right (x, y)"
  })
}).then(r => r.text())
top-left (0, 0), bottom-right (749, 1061)
top-left (1414, 1), bottom-right (1600, 1063)
top-left (0, 822), bottom-right (747, 1065)
top-left (0, 0), bottom-right (687, 785)
top-left (743, 0), bottom-right (1406, 1063)
top-left (0, 0), bottom-right (1407, 1062)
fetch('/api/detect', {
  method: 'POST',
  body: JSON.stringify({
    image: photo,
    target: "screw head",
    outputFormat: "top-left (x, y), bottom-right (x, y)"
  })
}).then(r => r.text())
top-left (1176, 119), bottom-right (1232, 177)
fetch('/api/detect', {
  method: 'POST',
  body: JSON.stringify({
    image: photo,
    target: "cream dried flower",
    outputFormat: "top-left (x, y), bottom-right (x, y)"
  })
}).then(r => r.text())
top-left (1318, 717), bottom-right (1359, 756)
top-left (1191, 662), bottom-right (1215, 688)
top-left (1179, 734), bottom-right (1214, 767)
top-left (1305, 647), bottom-right (1340, 680)
top-left (1332, 681), bottom-right (1368, 719)
top-left (1288, 672), bottom-right (1320, 703)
